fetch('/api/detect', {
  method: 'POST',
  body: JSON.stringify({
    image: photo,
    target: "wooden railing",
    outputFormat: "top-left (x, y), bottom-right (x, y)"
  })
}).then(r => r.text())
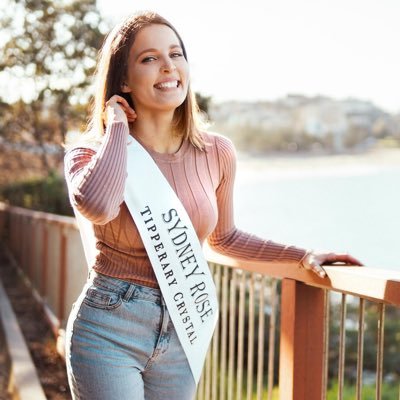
top-left (1, 202), bottom-right (399, 400)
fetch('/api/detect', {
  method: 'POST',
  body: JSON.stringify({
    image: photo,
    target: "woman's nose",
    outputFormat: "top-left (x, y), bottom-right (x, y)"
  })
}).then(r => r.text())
top-left (160, 58), bottom-right (176, 72)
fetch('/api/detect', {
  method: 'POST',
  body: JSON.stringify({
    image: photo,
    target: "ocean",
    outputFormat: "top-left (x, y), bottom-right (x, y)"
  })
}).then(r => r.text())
top-left (233, 153), bottom-right (400, 271)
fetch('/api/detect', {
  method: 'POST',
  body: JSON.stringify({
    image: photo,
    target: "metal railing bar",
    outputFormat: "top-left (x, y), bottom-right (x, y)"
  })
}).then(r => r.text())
top-left (376, 303), bottom-right (385, 400)
top-left (256, 276), bottom-right (266, 400)
top-left (227, 270), bottom-right (237, 400)
top-left (246, 274), bottom-right (255, 400)
top-left (197, 370), bottom-right (205, 399)
top-left (211, 265), bottom-right (221, 400)
top-left (196, 364), bottom-right (204, 400)
top-left (204, 343), bottom-right (212, 400)
top-left (267, 279), bottom-right (278, 400)
top-left (236, 272), bottom-right (246, 400)
top-left (219, 265), bottom-right (229, 400)
top-left (338, 293), bottom-right (347, 400)
top-left (356, 297), bottom-right (365, 400)
top-left (322, 290), bottom-right (330, 400)
top-left (203, 262), bottom-right (214, 400)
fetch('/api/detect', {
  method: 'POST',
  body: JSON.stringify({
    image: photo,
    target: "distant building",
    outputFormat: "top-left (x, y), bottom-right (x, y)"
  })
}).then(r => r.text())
top-left (209, 95), bottom-right (394, 152)
top-left (294, 100), bottom-right (348, 151)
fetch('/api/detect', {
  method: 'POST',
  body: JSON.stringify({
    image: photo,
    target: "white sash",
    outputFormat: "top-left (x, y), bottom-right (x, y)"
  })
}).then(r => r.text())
top-left (123, 138), bottom-right (219, 384)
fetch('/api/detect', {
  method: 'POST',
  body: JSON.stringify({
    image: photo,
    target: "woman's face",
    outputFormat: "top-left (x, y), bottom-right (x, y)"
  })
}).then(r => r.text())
top-left (122, 24), bottom-right (189, 114)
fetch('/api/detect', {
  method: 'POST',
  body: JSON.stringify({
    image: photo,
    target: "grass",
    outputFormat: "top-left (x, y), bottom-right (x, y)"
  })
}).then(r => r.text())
top-left (326, 381), bottom-right (399, 400)
top-left (236, 382), bottom-right (399, 400)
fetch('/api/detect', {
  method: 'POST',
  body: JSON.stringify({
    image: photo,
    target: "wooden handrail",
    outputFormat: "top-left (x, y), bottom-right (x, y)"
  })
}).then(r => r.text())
top-left (204, 245), bottom-right (400, 306)
top-left (0, 203), bottom-right (77, 228)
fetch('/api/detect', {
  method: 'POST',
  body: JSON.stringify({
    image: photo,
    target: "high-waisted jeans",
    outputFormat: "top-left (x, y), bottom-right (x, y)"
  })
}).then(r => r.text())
top-left (65, 272), bottom-right (196, 400)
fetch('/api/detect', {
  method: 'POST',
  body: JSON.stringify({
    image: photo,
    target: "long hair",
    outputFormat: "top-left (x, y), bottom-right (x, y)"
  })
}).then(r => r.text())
top-left (72, 11), bottom-right (205, 149)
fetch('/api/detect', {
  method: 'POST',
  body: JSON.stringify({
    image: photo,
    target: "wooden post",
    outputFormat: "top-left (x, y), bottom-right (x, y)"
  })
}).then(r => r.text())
top-left (279, 278), bottom-right (326, 400)
top-left (29, 219), bottom-right (35, 281)
top-left (41, 223), bottom-right (48, 297)
top-left (23, 216), bottom-right (28, 272)
top-left (58, 228), bottom-right (67, 322)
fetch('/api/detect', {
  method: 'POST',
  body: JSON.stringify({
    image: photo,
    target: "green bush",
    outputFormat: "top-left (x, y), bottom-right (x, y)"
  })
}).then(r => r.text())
top-left (327, 381), bottom-right (399, 400)
top-left (0, 171), bottom-right (73, 216)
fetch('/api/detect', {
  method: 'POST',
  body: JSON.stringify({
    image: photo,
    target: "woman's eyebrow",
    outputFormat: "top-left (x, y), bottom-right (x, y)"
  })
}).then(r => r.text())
top-left (135, 44), bottom-right (182, 60)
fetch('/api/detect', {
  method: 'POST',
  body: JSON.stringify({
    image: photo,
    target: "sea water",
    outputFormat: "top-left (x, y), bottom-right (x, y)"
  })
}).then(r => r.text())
top-left (234, 156), bottom-right (400, 270)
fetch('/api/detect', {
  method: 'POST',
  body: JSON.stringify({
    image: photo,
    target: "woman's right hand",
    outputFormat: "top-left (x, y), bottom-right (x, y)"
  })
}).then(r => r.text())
top-left (103, 95), bottom-right (137, 127)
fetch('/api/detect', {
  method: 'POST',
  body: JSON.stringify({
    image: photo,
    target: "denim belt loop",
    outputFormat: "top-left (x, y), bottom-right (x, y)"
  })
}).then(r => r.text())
top-left (88, 268), bottom-right (96, 281)
top-left (123, 284), bottom-right (136, 302)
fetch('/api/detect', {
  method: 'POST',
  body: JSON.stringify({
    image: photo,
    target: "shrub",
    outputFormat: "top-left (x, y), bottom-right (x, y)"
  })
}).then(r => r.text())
top-left (0, 170), bottom-right (73, 216)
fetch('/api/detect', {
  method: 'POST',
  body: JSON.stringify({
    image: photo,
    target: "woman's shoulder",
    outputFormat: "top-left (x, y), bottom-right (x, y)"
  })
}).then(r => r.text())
top-left (200, 130), bottom-right (236, 159)
top-left (201, 130), bottom-right (232, 144)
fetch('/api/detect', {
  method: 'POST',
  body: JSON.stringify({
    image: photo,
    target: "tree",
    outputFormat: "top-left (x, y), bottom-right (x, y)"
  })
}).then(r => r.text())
top-left (195, 92), bottom-right (211, 118)
top-left (0, 0), bottom-right (108, 178)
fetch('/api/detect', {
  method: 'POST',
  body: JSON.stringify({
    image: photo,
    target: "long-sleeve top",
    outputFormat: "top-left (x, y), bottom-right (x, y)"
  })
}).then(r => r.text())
top-left (64, 122), bottom-right (307, 288)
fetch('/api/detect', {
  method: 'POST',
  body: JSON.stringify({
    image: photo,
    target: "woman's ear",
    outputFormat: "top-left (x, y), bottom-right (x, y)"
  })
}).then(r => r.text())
top-left (121, 82), bottom-right (132, 93)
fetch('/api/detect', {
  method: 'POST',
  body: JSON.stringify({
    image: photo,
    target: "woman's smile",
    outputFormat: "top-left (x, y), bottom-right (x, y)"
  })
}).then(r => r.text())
top-left (154, 79), bottom-right (181, 90)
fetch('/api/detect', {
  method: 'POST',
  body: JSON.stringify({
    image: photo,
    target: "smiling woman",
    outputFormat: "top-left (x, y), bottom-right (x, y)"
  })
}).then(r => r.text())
top-left (120, 24), bottom-right (190, 146)
top-left (63, 10), bottom-right (362, 400)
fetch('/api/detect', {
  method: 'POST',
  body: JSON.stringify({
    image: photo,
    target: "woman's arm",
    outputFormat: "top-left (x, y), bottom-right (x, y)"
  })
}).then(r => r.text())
top-left (64, 96), bottom-right (136, 225)
top-left (207, 135), bottom-right (307, 262)
top-left (207, 135), bottom-right (362, 278)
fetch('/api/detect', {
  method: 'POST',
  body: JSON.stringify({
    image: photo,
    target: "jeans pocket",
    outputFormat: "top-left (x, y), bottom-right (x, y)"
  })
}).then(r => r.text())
top-left (83, 286), bottom-right (122, 310)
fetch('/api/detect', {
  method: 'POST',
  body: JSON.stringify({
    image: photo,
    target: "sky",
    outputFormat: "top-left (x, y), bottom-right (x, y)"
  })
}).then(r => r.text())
top-left (97, 0), bottom-right (400, 113)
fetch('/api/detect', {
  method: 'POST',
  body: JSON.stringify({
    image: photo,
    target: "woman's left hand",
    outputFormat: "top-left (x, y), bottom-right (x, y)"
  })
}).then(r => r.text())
top-left (301, 251), bottom-right (363, 278)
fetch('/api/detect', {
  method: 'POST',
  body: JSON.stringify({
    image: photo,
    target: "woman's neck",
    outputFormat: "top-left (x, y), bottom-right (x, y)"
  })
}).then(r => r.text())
top-left (130, 111), bottom-right (182, 154)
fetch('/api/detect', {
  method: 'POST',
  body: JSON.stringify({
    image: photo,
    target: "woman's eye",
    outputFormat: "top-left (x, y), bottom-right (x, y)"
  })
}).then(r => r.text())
top-left (142, 56), bottom-right (157, 63)
top-left (171, 52), bottom-right (183, 58)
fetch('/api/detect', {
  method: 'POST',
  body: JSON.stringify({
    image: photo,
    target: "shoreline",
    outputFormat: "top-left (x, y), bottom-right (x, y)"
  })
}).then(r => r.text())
top-left (236, 147), bottom-right (400, 179)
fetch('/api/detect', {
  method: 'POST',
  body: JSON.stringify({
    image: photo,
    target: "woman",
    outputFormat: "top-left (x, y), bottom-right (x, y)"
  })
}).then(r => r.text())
top-left (64, 11), bottom-right (361, 400)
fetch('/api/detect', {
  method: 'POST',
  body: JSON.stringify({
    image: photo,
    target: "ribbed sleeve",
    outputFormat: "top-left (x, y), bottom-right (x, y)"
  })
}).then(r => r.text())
top-left (207, 135), bottom-right (307, 264)
top-left (64, 121), bottom-right (129, 225)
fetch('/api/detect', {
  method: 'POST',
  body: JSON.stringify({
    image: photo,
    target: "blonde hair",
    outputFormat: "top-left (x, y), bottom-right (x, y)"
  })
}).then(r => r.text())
top-left (69, 11), bottom-right (205, 149)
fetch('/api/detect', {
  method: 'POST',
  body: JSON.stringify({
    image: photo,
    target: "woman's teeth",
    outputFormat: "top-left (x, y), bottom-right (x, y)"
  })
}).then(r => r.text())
top-left (155, 80), bottom-right (179, 89)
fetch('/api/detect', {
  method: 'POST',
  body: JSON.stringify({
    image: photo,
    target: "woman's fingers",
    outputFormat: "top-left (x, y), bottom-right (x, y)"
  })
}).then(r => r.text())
top-left (125, 107), bottom-right (137, 122)
top-left (302, 254), bottom-right (327, 278)
top-left (104, 95), bottom-right (136, 124)
top-left (310, 261), bottom-right (326, 278)
top-left (106, 94), bottom-right (128, 108)
top-left (301, 250), bottom-right (363, 279)
top-left (118, 104), bottom-right (136, 119)
top-left (106, 95), bottom-right (136, 115)
top-left (319, 252), bottom-right (363, 266)
top-left (301, 251), bottom-right (364, 280)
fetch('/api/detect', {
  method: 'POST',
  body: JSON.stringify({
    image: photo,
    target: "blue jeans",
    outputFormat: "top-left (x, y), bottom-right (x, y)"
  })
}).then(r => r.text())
top-left (65, 272), bottom-right (196, 400)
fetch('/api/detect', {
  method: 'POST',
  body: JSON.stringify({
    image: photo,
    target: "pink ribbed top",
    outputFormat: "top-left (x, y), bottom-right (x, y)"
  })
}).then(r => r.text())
top-left (64, 122), bottom-right (307, 288)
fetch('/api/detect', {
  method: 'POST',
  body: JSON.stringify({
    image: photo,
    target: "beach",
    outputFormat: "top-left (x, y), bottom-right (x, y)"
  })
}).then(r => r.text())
top-left (236, 148), bottom-right (400, 180)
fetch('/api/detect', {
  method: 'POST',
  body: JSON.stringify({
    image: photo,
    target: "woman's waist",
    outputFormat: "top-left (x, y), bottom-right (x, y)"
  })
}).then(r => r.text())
top-left (93, 252), bottom-right (159, 289)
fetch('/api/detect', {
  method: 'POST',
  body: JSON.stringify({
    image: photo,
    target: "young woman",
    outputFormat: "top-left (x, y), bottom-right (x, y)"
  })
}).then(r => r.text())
top-left (64, 11), bottom-right (362, 400)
